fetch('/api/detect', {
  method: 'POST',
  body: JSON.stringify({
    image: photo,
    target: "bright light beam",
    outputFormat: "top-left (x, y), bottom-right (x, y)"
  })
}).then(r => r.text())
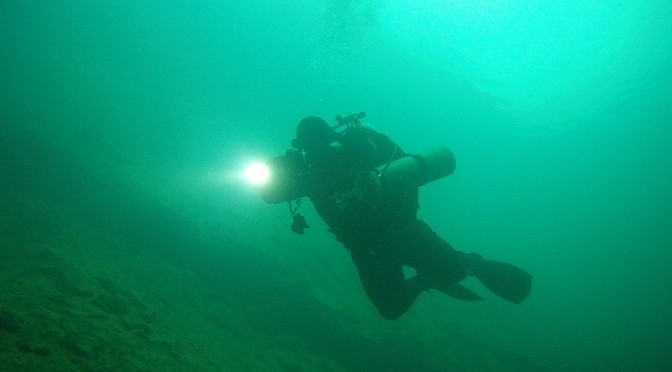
top-left (242, 162), bottom-right (270, 186)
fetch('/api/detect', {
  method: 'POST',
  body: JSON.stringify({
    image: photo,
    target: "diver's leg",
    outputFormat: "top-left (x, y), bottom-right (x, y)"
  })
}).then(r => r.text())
top-left (402, 220), bottom-right (472, 285)
top-left (405, 220), bottom-right (532, 303)
top-left (399, 219), bottom-right (484, 301)
top-left (350, 250), bottom-right (426, 320)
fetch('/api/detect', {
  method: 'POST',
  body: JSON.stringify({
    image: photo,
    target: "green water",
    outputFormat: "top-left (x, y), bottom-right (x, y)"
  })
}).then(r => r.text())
top-left (1, 1), bottom-right (670, 371)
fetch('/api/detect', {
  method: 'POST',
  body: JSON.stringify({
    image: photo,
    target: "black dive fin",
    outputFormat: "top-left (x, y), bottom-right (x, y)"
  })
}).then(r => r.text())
top-left (439, 283), bottom-right (484, 301)
top-left (473, 259), bottom-right (532, 304)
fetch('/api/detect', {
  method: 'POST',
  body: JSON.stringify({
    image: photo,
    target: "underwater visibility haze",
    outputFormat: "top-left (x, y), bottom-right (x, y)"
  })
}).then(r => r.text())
top-left (1, 1), bottom-right (671, 371)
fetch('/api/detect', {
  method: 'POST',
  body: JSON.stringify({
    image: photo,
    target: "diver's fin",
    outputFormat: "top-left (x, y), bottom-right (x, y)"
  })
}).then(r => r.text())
top-left (472, 259), bottom-right (532, 304)
top-left (437, 283), bottom-right (484, 301)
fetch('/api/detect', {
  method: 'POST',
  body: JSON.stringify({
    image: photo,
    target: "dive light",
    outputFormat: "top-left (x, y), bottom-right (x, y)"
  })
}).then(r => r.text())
top-left (259, 149), bottom-right (308, 204)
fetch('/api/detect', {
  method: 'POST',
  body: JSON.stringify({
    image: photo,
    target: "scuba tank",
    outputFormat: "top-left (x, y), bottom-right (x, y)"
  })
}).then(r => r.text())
top-left (380, 147), bottom-right (456, 194)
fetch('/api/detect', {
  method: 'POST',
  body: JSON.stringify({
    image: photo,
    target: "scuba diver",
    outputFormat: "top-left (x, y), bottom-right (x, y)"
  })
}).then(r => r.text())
top-left (258, 112), bottom-right (532, 320)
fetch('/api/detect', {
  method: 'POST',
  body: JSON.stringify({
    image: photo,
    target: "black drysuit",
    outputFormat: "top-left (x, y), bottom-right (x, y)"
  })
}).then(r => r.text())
top-left (304, 127), bottom-right (471, 320)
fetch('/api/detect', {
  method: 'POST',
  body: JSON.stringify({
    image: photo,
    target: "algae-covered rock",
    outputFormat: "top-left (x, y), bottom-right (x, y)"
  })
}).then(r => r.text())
top-left (17, 340), bottom-right (51, 357)
top-left (0, 309), bottom-right (21, 333)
